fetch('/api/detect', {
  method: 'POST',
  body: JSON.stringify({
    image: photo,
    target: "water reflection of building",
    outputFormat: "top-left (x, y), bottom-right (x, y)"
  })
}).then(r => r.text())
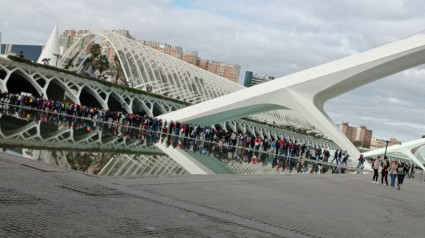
top-left (22, 149), bottom-right (189, 177)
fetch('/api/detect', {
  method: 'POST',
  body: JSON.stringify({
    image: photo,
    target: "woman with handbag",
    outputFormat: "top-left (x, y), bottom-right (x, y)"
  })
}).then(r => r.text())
top-left (389, 161), bottom-right (398, 188)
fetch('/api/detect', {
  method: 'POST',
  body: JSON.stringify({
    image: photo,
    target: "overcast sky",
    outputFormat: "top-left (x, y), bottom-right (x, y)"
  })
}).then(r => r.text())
top-left (1, 0), bottom-right (425, 142)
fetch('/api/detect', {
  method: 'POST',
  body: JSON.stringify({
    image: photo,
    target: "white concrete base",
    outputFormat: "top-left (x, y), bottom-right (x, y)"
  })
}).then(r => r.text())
top-left (155, 143), bottom-right (210, 175)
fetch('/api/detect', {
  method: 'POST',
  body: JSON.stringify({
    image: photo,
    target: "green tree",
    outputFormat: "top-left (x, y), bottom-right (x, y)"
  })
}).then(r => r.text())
top-left (83, 43), bottom-right (102, 71)
top-left (93, 153), bottom-right (110, 175)
top-left (89, 43), bottom-right (101, 58)
top-left (107, 55), bottom-right (125, 84)
top-left (95, 54), bottom-right (110, 74)
top-left (74, 153), bottom-right (93, 172)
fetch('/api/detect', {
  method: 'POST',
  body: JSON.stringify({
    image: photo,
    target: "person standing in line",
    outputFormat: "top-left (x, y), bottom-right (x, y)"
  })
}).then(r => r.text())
top-left (357, 154), bottom-right (364, 168)
top-left (409, 165), bottom-right (415, 179)
top-left (337, 150), bottom-right (342, 164)
top-left (381, 157), bottom-right (390, 186)
top-left (331, 149), bottom-right (339, 164)
top-left (397, 162), bottom-right (409, 190)
top-left (356, 154), bottom-right (364, 174)
top-left (372, 156), bottom-right (381, 184)
top-left (389, 161), bottom-right (398, 188)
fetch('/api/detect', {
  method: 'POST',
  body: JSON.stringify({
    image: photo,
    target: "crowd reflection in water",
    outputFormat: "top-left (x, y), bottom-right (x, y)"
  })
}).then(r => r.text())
top-left (0, 92), bottom-right (357, 174)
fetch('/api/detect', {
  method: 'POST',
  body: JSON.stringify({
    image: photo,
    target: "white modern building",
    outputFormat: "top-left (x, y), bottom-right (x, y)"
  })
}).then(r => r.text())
top-left (42, 28), bottom-right (425, 170)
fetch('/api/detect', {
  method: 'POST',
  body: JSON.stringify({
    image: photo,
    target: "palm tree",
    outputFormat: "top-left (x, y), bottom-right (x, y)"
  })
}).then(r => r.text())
top-left (83, 43), bottom-right (102, 71)
top-left (95, 54), bottom-right (110, 75)
top-left (93, 153), bottom-right (110, 175)
top-left (89, 43), bottom-right (101, 58)
top-left (41, 58), bottom-right (50, 65)
top-left (107, 55), bottom-right (125, 84)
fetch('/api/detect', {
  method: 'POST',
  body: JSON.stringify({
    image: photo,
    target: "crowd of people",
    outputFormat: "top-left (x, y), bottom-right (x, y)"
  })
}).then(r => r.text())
top-left (0, 92), bottom-right (358, 174)
top-left (369, 155), bottom-right (416, 190)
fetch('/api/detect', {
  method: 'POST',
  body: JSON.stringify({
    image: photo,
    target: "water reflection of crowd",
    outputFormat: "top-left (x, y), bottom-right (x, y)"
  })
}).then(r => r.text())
top-left (0, 92), bottom-right (355, 174)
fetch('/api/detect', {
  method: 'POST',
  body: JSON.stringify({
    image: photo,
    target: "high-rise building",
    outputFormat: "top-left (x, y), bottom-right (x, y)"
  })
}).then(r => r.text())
top-left (243, 71), bottom-right (274, 87)
top-left (182, 51), bottom-right (200, 65)
top-left (140, 40), bottom-right (240, 83)
top-left (370, 137), bottom-right (402, 149)
top-left (388, 138), bottom-right (402, 146)
top-left (197, 60), bottom-right (240, 83)
top-left (59, 30), bottom-right (76, 50)
top-left (59, 30), bottom-right (94, 58)
top-left (338, 122), bottom-right (373, 147)
top-left (139, 40), bottom-right (183, 59)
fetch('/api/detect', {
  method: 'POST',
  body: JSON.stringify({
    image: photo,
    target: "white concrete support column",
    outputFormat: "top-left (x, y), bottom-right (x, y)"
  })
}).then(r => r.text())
top-left (159, 34), bottom-right (425, 165)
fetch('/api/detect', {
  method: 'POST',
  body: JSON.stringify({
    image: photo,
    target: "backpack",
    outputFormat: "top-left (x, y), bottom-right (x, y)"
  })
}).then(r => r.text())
top-left (397, 167), bottom-right (404, 174)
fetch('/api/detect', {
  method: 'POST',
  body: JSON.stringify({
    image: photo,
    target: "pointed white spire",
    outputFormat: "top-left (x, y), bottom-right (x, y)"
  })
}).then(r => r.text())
top-left (37, 24), bottom-right (60, 66)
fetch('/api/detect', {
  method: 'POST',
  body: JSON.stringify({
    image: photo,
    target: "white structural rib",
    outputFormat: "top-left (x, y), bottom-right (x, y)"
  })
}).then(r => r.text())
top-left (363, 138), bottom-right (425, 170)
top-left (59, 30), bottom-right (319, 135)
top-left (159, 33), bottom-right (425, 164)
top-left (37, 25), bottom-right (60, 66)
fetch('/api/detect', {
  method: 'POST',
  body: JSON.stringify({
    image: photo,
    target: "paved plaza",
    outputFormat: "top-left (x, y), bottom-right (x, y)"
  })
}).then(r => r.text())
top-left (1, 152), bottom-right (424, 237)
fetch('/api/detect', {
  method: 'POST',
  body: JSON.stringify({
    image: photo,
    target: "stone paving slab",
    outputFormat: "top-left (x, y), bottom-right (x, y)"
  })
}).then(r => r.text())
top-left (1, 152), bottom-right (424, 238)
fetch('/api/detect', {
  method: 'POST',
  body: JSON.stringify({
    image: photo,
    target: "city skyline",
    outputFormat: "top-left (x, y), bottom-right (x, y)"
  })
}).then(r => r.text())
top-left (1, 0), bottom-right (425, 142)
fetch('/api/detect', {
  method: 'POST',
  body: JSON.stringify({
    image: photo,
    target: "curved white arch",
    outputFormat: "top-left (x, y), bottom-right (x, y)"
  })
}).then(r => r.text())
top-left (46, 78), bottom-right (80, 104)
top-left (59, 30), bottom-right (316, 134)
top-left (8, 68), bottom-right (44, 97)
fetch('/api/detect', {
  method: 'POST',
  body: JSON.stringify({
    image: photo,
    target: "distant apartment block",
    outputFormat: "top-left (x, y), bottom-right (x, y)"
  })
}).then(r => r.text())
top-left (140, 41), bottom-right (240, 83)
top-left (243, 71), bottom-right (274, 87)
top-left (181, 51), bottom-right (199, 65)
top-left (370, 137), bottom-right (402, 149)
top-left (59, 30), bottom-right (93, 56)
top-left (199, 59), bottom-right (240, 83)
top-left (139, 40), bottom-right (183, 59)
top-left (338, 122), bottom-right (373, 147)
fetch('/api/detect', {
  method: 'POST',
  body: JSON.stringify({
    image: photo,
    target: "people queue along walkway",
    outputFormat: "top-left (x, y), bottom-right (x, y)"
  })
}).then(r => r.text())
top-left (369, 155), bottom-right (416, 190)
top-left (0, 91), bottom-right (356, 173)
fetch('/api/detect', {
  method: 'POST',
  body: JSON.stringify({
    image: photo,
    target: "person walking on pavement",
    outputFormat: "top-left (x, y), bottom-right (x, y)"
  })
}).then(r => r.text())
top-left (409, 165), bottom-right (415, 179)
top-left (372, 156), bottom-right (381, 184)
top-left (381, 157), bottom-right (390, 186)
top-left (389, 161), bottom-right (398, 188)
top-left (397, 162), bottom-right (409, 190)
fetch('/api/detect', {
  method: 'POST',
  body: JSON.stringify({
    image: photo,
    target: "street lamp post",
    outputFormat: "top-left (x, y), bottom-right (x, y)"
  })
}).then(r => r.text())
top-left (53, 53), bottom-right (61, 67)
top-left (383, 140), bottom-right (390, 158)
